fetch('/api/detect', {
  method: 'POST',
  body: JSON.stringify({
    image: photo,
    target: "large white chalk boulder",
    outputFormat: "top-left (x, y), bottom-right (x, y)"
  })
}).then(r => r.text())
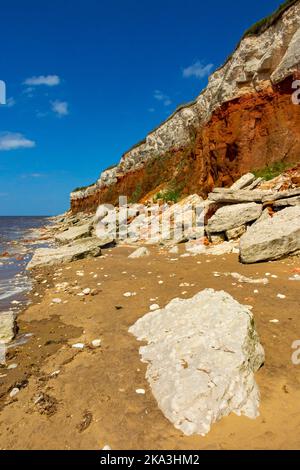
top-left (207, 203), bottom-right (262, 233)
top-left (27, 237), bottom-right (112, 269)
top-left (240, 206), bottom-right (300, 263)
top-left (55, 222), bottom-right (92, 244)
top-left (129, 289), bottom-right (264, 436)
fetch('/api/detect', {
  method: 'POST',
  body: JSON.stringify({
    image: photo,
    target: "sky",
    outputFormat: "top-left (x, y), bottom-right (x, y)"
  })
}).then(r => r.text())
top-left (0, 0), bottom-right (283, 215)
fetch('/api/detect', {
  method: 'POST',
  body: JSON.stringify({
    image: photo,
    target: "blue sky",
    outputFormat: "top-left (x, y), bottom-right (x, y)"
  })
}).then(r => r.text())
top-left (0, 0), bottom-right (282, 215)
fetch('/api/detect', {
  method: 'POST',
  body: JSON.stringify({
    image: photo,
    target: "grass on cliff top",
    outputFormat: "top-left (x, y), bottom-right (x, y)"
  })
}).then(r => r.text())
top-left (72, 164), bottom-right (118, 193)
top-left (72, 181), bottom-right (97, 193)
top-left (243, 0), bottom-right (298, 38)
top-left (219, 0), bottom-right (297, 72)
top-left (253, 161), bottom-right (293, 181)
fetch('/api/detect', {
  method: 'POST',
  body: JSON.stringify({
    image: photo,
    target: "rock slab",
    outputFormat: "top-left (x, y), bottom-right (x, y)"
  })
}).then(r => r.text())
top-left (208, 190), bottom-right (273, 204)
top-left (27, 237), bottom-right (112, 269)
top-left (240, 206), bottom-right (300, 263)
top-left (129, 289), bottom-right (264, 436)
top-left (226, 225), bottom-right (247, 240)
top-left (273, 196), bottom-right (300, 208)
top-left (0, 312), bottom-right (16, 345)
top-left (230, 173), bottom-right (256, 191)
top-left (55, 222), bottom-right (92, 244)
top-left (207, 203), bottom-right (262, 233)
top-left (128, 247), bottom-right (150, 259)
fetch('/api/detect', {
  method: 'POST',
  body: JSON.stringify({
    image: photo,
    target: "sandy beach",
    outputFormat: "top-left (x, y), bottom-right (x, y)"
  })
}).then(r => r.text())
top-left (0, 244), bottom-right (300, 450)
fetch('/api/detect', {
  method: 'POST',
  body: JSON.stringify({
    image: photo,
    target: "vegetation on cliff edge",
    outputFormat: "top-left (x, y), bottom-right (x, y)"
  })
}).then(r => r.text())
top-left (243, 0), bottom-right (298, 38)
top-left (254, 161), bottom-right (294, 181)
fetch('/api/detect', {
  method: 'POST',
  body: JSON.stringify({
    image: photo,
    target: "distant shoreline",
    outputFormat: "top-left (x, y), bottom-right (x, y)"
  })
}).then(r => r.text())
top-left (0, 216), bottom-right (53, 314)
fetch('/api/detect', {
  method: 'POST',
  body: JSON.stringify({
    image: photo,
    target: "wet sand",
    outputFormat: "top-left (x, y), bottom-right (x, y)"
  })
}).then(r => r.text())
top-left (0, 245), bottom-right (300, 450)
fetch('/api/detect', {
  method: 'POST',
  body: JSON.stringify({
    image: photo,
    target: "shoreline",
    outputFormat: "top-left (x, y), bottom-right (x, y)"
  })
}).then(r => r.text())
top-left (0, 217), bottom-right (56, 314)
top-left (0, 232), bottom-right (300, 448)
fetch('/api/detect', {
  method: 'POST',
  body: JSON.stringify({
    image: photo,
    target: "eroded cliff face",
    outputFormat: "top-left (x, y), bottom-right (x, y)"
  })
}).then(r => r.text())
top-left (194, 80), bottom-right (300, 194)
top-left (71, 1), bottom-right (300, 213)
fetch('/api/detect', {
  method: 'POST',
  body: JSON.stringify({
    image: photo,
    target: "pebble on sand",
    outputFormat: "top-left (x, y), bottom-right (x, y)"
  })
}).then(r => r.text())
top-left (72, 343), bottom-right (85, 349)
top-left (289, 275), bottom-right (300, 281)
top-left (9, 387), bottom-right (20, 398)
top-left (82, 288), bottom-right (91, 295)
top-left (123, 292), bottom-right (137, 297)
top-left (50, 370), bottom-right (60, 377)
top-left (136, 389), bottom-right (146, 395)
top-left (150, 304), bottom-right (160, 311)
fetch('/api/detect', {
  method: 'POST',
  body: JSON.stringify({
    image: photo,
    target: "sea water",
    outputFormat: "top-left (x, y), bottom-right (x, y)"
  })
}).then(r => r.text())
top-left (0, 216), bottom-right (49, 313)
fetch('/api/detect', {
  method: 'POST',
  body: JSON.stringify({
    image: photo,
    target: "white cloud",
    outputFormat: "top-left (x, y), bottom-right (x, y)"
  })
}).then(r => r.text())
top-left (6, 97), bottom-right (16, 107)
top-left (23, 87), bottom-right (34, 97)
top-left (183, 61), bottom-right (214, 79)
top-left (148, 107), bottom-right (155, 113)
top-left (21, 173), bottom-right (44, 179)
top-left (154, 90), bottom-right (172, 107)
top-left (51, 100), bottom-right (69, 117)
top-left (24, 75), bottom-right (60, 87)
top-left (0, 132), bottom-right (36, 151)
top-left (36, 111), bottom-right (49, 118)
top-left (154, 90), bottom-right (165, 101)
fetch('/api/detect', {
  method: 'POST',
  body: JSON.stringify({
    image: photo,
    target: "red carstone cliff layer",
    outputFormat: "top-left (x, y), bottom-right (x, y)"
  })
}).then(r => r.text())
top-left (71, 79), bottom-right (300, 213)
top-left (193, 78), bottom-right (300, 195)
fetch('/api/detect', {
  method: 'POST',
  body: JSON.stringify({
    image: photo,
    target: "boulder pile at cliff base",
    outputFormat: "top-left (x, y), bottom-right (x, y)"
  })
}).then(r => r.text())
top-left (205, 172), bottom-right (300, 263)
top-left (27, 167), bottom-right (300, 270)
top-left (93, 169), bottom-right (300, 264)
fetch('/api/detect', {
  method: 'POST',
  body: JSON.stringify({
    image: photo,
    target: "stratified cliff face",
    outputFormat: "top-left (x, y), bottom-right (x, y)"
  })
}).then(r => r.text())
top-left (194, 81), bottom-right (300, 194)
top-left (71, 1), bottom-right (300, 213)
